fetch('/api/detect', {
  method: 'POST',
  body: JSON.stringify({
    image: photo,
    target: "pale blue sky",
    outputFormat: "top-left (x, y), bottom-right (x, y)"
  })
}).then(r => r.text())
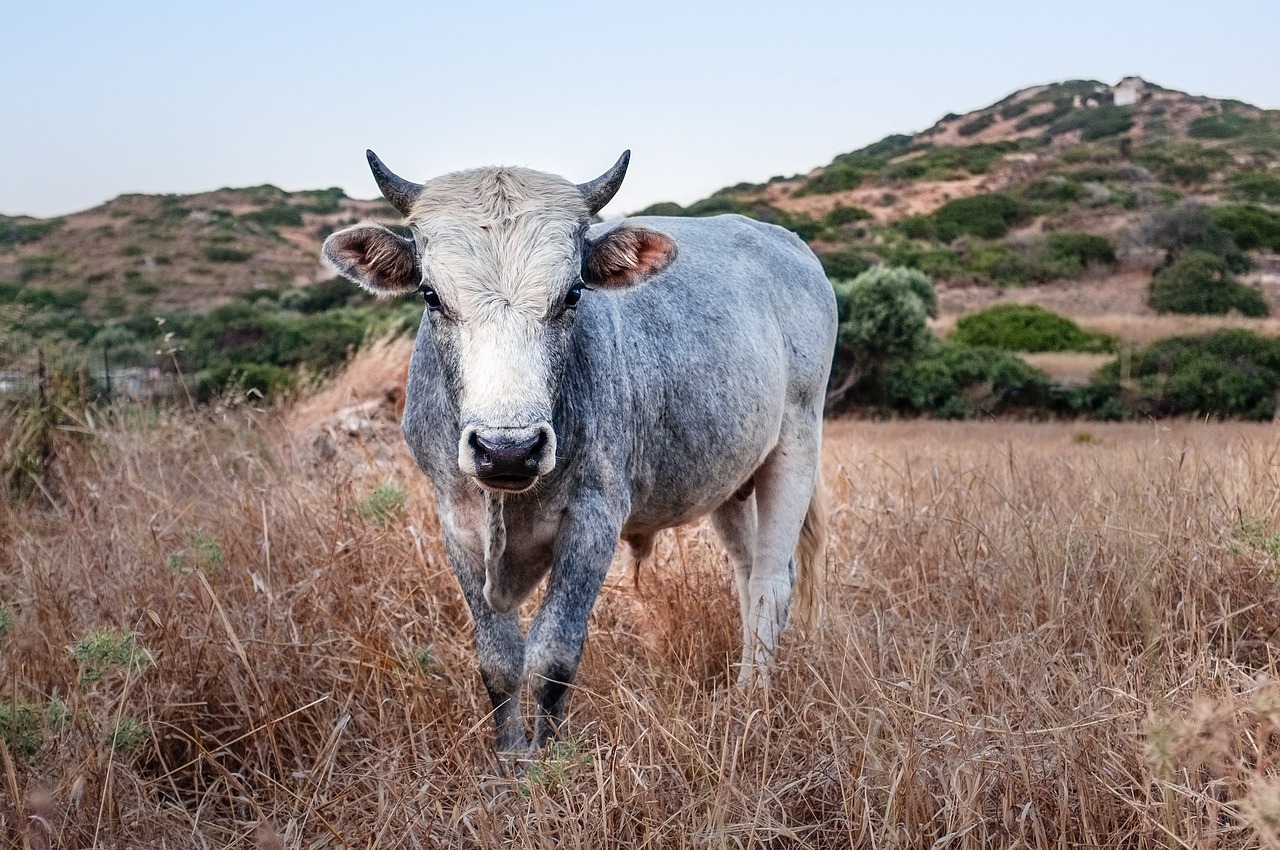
top-left (2, 0), bottom-right (1277, 219)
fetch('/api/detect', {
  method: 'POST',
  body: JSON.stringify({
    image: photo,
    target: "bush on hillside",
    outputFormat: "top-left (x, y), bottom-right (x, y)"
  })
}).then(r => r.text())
top-left (819, 250), bottom-right (872, 281)
top-left (950, 305), bottom-right (1114, 353)
top-left (957, 114), bottom-right (996, 137)
top-left (961, 241), bottom-right (1079, 286)
top-left (1132, 142), bottom-right (1234, 186)
top-left (1188, 112), bottom-right (1257, 139)
top-left (1228, 171), bottom-right (1280, 204)
top-left (930, 193), bottom-right (1032, 241)
top-left (794, 155), bottom-right (886, 196)
top-left (1211, 204), bottom-right (1280, 252)
top-left (1045, 231), bottom-right (1117, 267)
top-left (1092, 330), bottom-right (1280, 420)
top-left (0, 216), bottom-right (61, 247)
top-left (1046, 105), bottom-right (1134, 141)
top-left (824, 205), bottom-right (873, 227)
top-left (1147, 251), bottom-right (1267, 316)
top-left (1138, 203), bottom-right (1249, 271)
top-left (884, 142), bottom-right (1021, 181)
top-left (632, 201), bottom-right (686, 217)
top-left (1022, 178), bottom-right (1083, 203)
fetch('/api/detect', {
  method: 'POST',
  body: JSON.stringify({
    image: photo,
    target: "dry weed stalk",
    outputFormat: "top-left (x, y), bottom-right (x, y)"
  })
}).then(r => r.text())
top-left (1, 389), bottom-right (1279, 846)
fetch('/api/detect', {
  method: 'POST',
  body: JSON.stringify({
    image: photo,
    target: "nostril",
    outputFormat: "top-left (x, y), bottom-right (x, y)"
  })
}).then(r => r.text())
top-left (469, 432), bottom-right (492, 467)
top-left (525, 431), bottom-right (548, 469)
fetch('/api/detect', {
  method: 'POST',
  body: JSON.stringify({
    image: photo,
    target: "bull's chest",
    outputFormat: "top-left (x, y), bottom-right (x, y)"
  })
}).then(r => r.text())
top-left (443, 489), bottom-right (564, 594)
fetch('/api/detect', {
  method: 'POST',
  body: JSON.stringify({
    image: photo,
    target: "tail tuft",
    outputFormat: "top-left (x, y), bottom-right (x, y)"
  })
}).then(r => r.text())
top-left (792, 469), bottom-right (828, 631)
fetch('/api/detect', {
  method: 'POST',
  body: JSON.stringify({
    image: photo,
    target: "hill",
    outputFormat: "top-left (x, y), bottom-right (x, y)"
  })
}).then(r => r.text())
top-left (637, 77), bottom-right (1280, 287)
top-left (4, 77), bottom-right (1280, 410)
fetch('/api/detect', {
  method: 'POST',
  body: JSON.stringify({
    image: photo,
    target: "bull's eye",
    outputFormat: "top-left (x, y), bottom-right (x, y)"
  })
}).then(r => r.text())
top-left (419, 285), bottom-right (442, 312)
top-left (564, 284), bottom-right (583, 309)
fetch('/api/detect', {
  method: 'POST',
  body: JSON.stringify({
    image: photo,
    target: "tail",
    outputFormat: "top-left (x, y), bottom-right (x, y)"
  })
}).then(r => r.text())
top-left (792, 469), bottom-right (828, 631)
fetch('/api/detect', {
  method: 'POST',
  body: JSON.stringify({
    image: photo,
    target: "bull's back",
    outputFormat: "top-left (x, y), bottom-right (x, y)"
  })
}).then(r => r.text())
top-left (584, 215), bottom-right (836, 529)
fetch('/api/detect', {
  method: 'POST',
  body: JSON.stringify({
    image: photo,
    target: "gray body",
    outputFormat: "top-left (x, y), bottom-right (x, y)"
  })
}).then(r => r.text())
top-left (401, 214), bottom-right (836, 752)
top-left (322, 152), bottom-right (836, 756)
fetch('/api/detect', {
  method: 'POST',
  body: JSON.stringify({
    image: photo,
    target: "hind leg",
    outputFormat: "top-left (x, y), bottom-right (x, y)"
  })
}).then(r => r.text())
top-left (710, 486), bottom-right (758, 652)
top-left (738, 415), bottom-right (820, 684)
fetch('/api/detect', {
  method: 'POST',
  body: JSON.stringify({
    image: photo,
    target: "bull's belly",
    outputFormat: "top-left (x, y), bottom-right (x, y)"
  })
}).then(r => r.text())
top-left (621, 411), bottom-right (780, 535)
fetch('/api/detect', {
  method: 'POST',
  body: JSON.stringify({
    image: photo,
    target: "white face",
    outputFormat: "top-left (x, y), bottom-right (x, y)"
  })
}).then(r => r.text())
top-left (321, 158), bottom-right (678, 494)
top-left (408, 171), bottom-right (589, 493)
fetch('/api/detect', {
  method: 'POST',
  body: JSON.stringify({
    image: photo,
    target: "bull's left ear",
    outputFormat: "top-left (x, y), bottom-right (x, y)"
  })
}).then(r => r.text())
top-left (582, 224), bottom-right (678, 290)
top-left (322, 223), bottom-right (420, 297)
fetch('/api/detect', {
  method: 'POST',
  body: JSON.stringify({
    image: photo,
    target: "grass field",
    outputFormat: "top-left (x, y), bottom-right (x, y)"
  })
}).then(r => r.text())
top-left (3, 388), bottom-right (1280, 846)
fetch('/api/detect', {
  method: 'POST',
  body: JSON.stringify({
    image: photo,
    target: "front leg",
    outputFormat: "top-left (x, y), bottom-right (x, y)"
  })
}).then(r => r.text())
top-left (524, 500), bottom-right (621, 749)
top-left (444, 537), bottom-right (528, 756)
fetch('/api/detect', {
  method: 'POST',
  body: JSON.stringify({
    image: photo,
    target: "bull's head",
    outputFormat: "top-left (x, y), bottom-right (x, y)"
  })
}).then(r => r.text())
top-left (322, 151), bottom-right (677, 493)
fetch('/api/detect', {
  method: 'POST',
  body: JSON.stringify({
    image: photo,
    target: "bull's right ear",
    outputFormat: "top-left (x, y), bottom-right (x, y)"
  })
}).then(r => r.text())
top-left (322, 223), bottom-right (420, 297)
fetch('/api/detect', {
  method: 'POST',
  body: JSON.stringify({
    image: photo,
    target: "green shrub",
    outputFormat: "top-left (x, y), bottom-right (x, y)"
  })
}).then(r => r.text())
top-left (0, 699), bottom-right (69, 759)
top-left (1148, 251), bottom-right (1267, 316)
top-left (1022, 178), bottom-right (1083, 203)
top-left (241, 204), bottom-right (304, 228)
top-left (885, 142), bottom-right (1019, 181)
top-left (124, 274), bottom-right (160, 296)
top-left (1228, 171), bottom-right (1280, 204)
top-left (951, 305), bottom-right (1114, 352)
top-left (1093, 330), bottom-right (1280, 419)
top-left (203, 246), bottom-right (254, 263)
top-left (795, 155), bottom-right (886, 196)
top-left (1046, 105), bottom-right (1134, 141)
top-left (1017, 103), bottom-right (1073, 131)
top-left (1140, 203), bottom-right (1249, 271)
top-left (1211, 204), bottom-right (1280, 251)
top-left (279, 277), bottom-right (366, 313)
top-left (1133, 142), bottom-right (1234, 186)
top-left (824, 205), bottom-right (873, 226)
top-left (1046, 231), bottom-right (1117, 267)
top-left (852, 134), bottom-right (915, 158)
top-left (880, 342), bottom-right (1053, 418)
top-left (196, 361), bottom-right (296, 401)
top-left (962, 241), bottom-right (1078, 286)
top-left (999, 101), bottom-right (1031, 120)
top-left (633, 201), bottom-right (686, 217)
top-left (356, 482), bottom-right (409, 527)
top-left (1188, 112), bottom-right (1256, 139)
top-left (958, 113), bottom-right (996, 137)
top-left (72, 628), bottom-right (153, 682)
top-left (828, 266), bottom-right (937, 407)
top-left (897, 215), bottom-right (937, 240)
top-left (819, 249), bottom-right (872, 280)
top-left (15, 286), bottom-right (89, 311)
top-left (0, 216), bottom-right (61, 247)
top-left (931, 193), bottom-right (1032, 241)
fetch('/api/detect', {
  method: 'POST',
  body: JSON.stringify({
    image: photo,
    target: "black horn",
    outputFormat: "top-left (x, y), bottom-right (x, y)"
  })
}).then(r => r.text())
top-left (366, 149), bottom-right (423, 216)
top-left (577, 150), bottom-right (630, 216)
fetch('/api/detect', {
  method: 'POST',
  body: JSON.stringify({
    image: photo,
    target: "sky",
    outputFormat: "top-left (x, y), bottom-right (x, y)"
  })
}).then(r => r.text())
top-left (2, 0), bottom-right (1278, 219)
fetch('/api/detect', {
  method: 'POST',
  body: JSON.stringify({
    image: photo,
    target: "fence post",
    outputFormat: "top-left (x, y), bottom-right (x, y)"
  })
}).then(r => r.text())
top-left (103, 343), bottom-right (112, 400)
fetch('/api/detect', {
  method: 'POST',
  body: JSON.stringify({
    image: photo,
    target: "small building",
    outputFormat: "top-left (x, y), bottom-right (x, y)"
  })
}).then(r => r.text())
top-left (1113, 77), bottom-right (1145, 107)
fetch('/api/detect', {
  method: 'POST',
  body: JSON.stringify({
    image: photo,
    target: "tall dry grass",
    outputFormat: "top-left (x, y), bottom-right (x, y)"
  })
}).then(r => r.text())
top-left (3, 397), bottom-right (1280, 847)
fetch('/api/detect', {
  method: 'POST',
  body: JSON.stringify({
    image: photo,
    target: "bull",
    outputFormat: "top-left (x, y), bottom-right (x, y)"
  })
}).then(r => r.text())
top-left (322, 150), bottom-right (837, 756)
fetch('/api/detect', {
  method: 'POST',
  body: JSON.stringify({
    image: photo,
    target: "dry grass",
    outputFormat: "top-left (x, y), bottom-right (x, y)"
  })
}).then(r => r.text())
top-left (1077, 314), bottom-right (1280, 347)
top-left (4, 389), bottom-right (1280, 847)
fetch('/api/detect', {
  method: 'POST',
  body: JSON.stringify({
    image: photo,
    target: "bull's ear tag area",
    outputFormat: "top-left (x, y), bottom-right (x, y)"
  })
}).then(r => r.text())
top-left (322, 223), bottom-right (420, 297)
top-left (582, 224), bottom-right (678, 290)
